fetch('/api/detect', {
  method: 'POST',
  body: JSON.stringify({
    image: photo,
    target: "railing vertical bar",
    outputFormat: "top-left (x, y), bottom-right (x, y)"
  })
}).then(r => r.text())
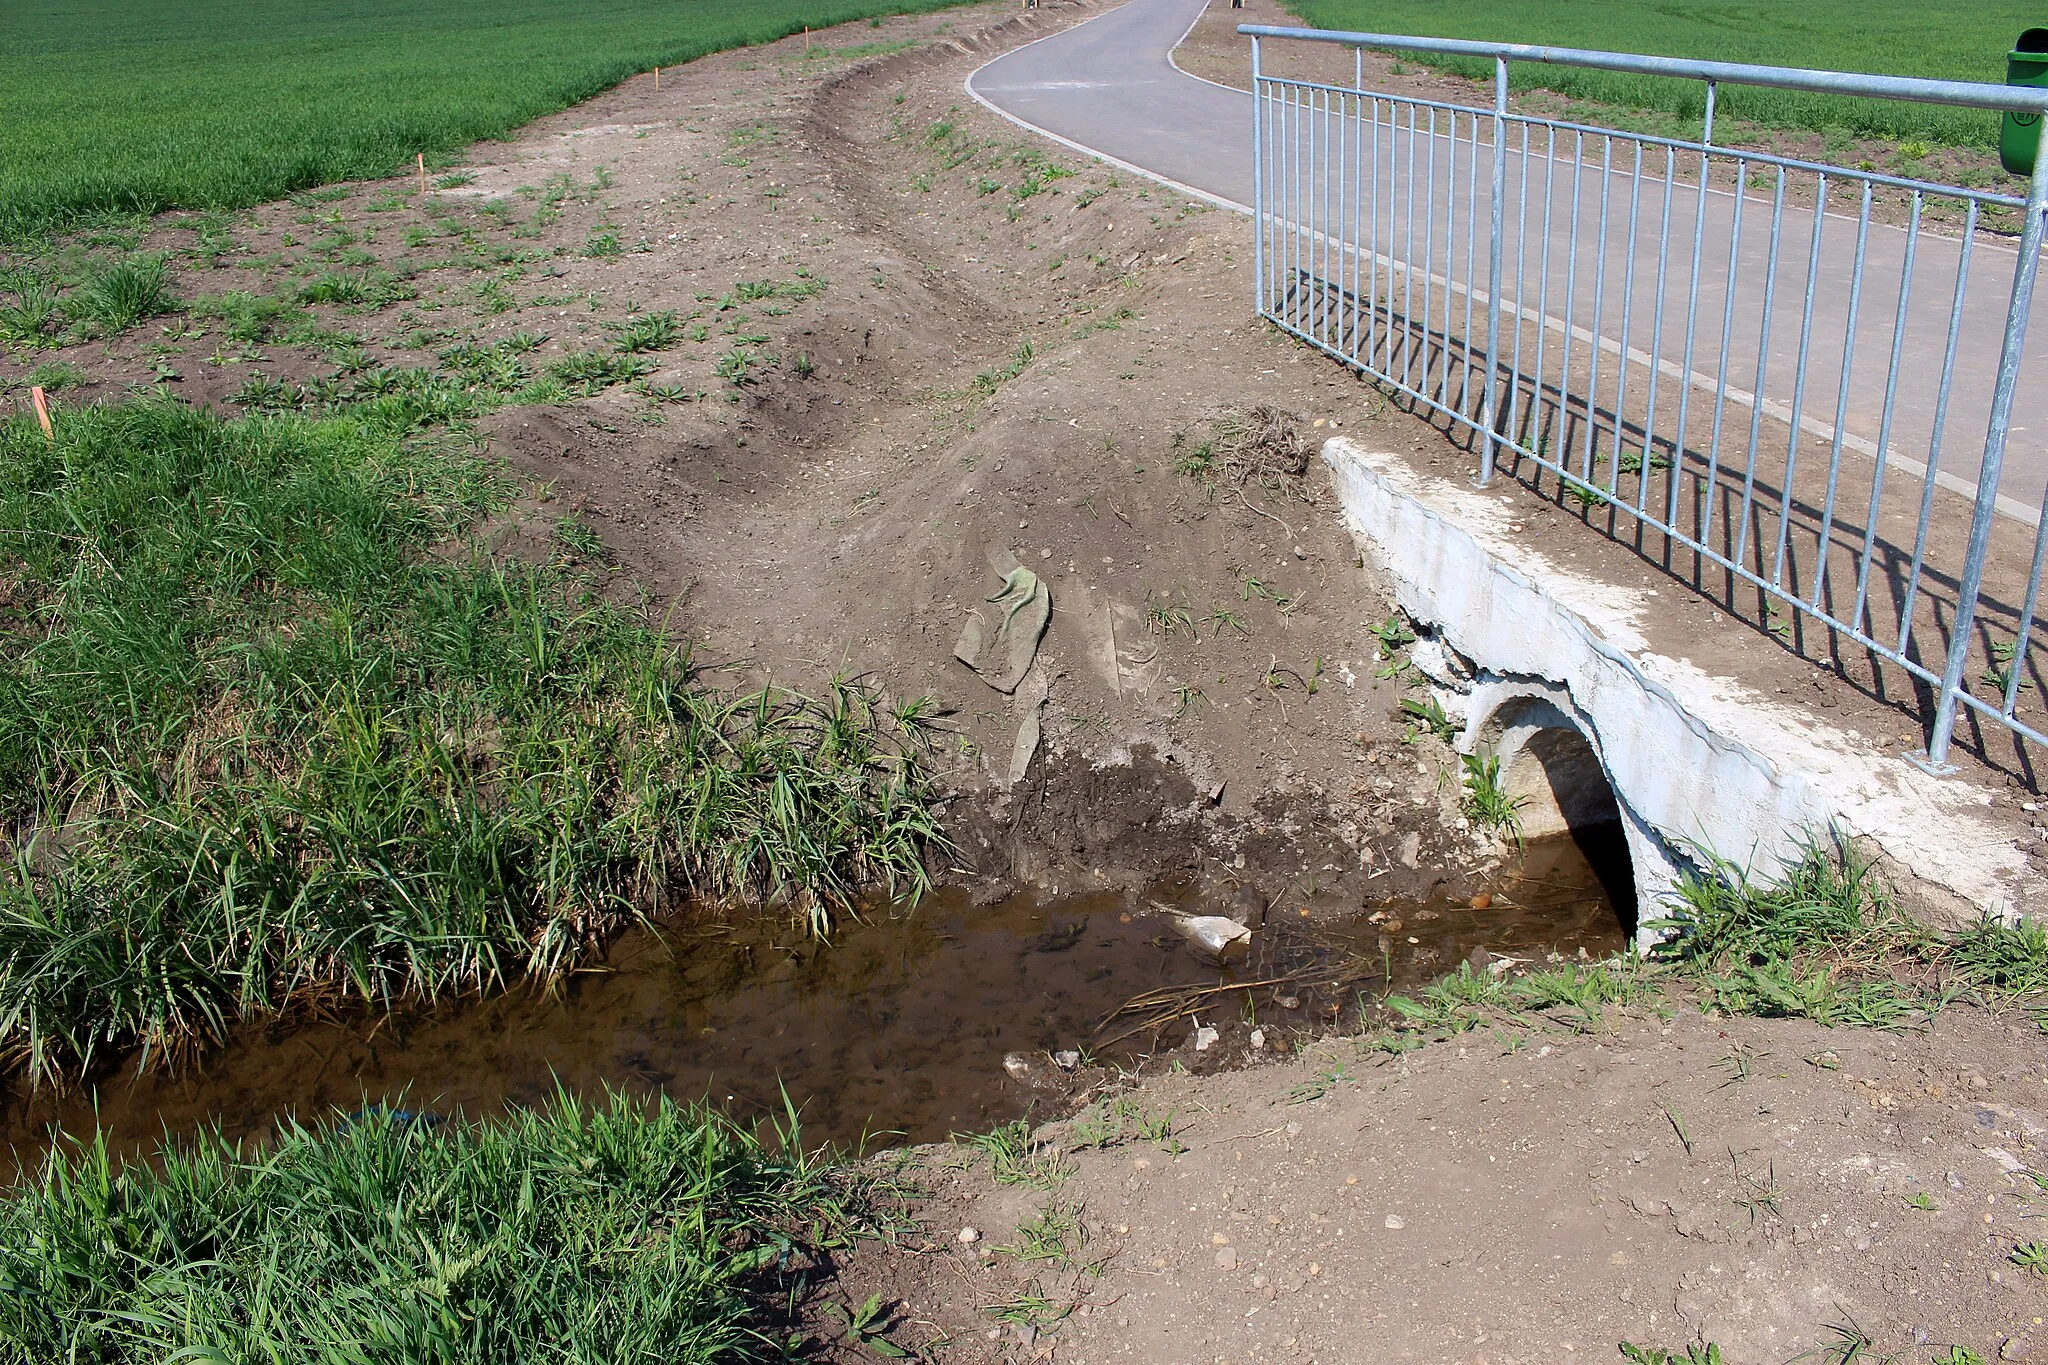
top-left (1368, 97), bottom-right (1385, 371)
top-left (1808, 182), bottom-right (1875, 614)
top-left (2003, 492), bottom-right (2048, 719)
top-left (1852, 191), bottom-right (1920, 639)
top-left (1769, 172), bottom-right (1829, 592)
top-left (1895, 201), bottom-right (1975, 659)
top-left (1558, 130), bottom-right (1585, 489)
top-left (1699, 156), bottom-right (1749, 545)
top-left (1430, 105), bottom-right (1451, 408)
top-left (1290, 82), bottom-right (1303, 334)
top-left (1731, 169), bottom-right (1788, 575)
top-left (1459, 108), bottom-right (1480, 421)
top-left (1459, 107), bottom-right (1482, 419)
top-left (1503, 117), bottom-right (1532, 463)
top-left (1637, 143), bottom-right (1675, 515)
top-left (1347, 92), bottom-right (1359, 357)
top-left (1529, 123), bottom-right (1558, 462)
top-left (1478, 55), bottom-right (1508, 482)
top-left (1318, 84), bottom-right (1331, 347)
top-left (1578, 136), bottom-right (1613, 490)
top-left (1251, 40), bottom-right (1265, 318)
top-left (1923, 121), bottom-right (2048, 770)
top-left (1667, 107), bottom-right (1713, 532)
top-left (1607, 140), bottom-right (1645, 498)
top-left (1409, 103), bottom-right (1426, 395)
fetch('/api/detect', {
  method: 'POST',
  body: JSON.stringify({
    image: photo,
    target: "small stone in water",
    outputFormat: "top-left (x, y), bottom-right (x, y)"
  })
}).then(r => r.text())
top-left (958, 1227), bottom-right (981, 1244)
top-left (1469, 892), bottom-right (1493, 910)
top-left (1003, 1052), bottom-right (1033, 1079)
top-left (1277, 995), bottom-right (1301, 1010)
top-left (1054, 1050), bottom-right (1081, 1070)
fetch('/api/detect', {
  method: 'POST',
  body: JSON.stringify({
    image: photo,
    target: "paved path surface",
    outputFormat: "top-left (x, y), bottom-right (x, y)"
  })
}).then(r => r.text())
top-left (969, 0), bottom-right (2048, 525)
top-left (969, 0), bottom-right (1250, 208)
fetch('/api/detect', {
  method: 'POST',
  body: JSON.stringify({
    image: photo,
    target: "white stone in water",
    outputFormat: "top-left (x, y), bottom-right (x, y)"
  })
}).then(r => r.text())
top-left (1054, 1050), bottom-right (1081, 1070)
top-left (1003, 1052), bottom-right (1033, 1079)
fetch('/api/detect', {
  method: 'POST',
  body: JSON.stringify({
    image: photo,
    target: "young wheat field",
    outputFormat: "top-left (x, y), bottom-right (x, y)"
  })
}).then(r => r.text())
top-left (1283, 0), bottom-right (2041, 147)
top-left (0, 0), bottom-right (960, 242)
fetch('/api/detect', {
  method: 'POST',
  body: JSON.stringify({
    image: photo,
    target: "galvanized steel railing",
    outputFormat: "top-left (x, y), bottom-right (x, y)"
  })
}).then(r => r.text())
top-left (1242, 24), bottom-right (2048, 775)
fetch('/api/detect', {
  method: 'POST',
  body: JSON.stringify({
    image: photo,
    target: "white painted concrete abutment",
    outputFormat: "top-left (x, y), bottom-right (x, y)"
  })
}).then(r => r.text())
top-left (1322, 436), bottom-right (2045, 943)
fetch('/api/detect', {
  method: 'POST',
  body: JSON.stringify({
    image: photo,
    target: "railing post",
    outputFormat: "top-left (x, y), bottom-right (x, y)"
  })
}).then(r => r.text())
top-left (1917, 115), bottom-right (2048, 773)
top-left (1251, 36), bottom-right (1266, 319)
top-left (1475, 55), bottom-right (1509, 487)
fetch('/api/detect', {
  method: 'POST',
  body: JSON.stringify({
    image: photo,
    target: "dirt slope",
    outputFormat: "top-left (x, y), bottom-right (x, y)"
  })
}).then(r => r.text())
top-left (1, 0), bottom-right (1517, 914)
top-left (841, 1001), bottom-right (2048, 1365)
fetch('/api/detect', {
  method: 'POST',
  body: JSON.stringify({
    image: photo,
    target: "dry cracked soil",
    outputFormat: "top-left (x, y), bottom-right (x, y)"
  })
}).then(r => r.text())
top-left (6, 3), bottom-right (2048, 1361)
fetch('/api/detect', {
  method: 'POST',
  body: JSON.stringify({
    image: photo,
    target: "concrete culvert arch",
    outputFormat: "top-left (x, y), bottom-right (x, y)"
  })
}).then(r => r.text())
top-left (1469, 690), bottom-right (1651, 942)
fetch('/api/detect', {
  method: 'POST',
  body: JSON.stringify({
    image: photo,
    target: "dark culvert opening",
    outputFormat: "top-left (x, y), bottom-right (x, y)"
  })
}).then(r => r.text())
top-left (1498, 713), bottom-right (1639, 940)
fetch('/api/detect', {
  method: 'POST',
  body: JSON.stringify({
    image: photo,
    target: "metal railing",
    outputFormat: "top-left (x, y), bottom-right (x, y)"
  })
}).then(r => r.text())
top-left (1242, 24), bottom-right (2048, 774)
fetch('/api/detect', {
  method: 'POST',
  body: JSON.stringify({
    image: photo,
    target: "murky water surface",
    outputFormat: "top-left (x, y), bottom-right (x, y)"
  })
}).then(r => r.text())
top-left (2, 831), bottom-right (1632, 1177)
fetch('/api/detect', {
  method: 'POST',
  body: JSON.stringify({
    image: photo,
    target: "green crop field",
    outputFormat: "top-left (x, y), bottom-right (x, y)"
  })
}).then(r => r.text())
top-left (0, 0), bottom-right (962, 243)
top-left (1282, 0), bottom-right (2040, 148)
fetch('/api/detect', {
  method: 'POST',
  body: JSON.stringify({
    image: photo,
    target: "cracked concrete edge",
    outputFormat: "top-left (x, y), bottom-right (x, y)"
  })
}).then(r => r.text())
top-left (1320, 434), bottom-right (2040, 929)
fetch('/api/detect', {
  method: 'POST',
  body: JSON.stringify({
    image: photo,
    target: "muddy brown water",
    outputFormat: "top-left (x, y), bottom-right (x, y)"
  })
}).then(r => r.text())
top-left (1, 832), bottom-right (1633, 1179)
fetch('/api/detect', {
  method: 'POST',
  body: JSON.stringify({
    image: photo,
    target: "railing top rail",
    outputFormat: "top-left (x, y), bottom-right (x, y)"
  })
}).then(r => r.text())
top-left (1237, 23), bottom-right (2048, 114)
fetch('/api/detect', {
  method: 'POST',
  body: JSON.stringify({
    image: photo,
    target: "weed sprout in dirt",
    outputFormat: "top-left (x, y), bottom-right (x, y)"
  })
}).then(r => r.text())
top-left (0, 401), bottom-right (944, 1085)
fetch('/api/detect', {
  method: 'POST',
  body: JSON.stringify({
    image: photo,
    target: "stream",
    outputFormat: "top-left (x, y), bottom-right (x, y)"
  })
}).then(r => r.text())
top-left (2, 829), bottom-right (1635, 1178)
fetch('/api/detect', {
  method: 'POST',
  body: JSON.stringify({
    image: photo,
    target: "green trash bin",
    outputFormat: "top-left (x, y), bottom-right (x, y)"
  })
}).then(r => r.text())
top-left (2001, 28), bottom-right (2048, 177)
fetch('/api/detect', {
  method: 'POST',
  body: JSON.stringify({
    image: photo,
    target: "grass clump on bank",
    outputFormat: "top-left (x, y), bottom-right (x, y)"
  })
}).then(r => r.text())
top-left (1, 0), bottom-right (966, 243)
top-left (1375, 832), bottom-right (2048, 1043)
top-left (0, 1089), bottom-right (882, 1362)
top-left (1284, 0), bottom-right (2033, 149)
top-left (0, 401), bottom-right (942, 1084)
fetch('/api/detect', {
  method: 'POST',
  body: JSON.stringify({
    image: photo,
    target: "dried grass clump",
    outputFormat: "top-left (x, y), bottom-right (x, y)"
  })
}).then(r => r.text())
top-left (1209, 403), bottom-right (1310, 486)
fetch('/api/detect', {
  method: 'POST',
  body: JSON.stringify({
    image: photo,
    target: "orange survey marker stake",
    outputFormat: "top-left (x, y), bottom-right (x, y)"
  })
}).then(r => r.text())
top-left (29, 386), bottom-right (53, 443)
top-left (416, 152), bottom-right (427, 194)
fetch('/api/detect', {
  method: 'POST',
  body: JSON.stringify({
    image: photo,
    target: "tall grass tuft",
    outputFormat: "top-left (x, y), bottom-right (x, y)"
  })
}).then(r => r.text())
top-left (1650, 833), bottom-right (1916, 968)
top-left (66, 254), bottom-right (171, 332)
top-left (0, 401), bottom-right (943, 1084)
top-left (0, 1088), bottom-right (881, 1362)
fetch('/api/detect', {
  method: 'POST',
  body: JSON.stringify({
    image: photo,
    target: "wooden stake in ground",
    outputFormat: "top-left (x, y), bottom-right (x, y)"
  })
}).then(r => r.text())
top-left (29, 387), bottom-right (53, 443)
top-left (803, 25), bottom-right (810, 51)
top-left (653, 66), bottom-right (660, 90)
top-left (416, 153), bottom-right (427, 195)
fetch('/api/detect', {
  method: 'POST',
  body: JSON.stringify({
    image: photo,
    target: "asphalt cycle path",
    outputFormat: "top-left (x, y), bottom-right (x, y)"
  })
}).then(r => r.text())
top-left (969, 0), bottom-right (2048, 526)
top-left (968, 0), bottom-right (1252, 209)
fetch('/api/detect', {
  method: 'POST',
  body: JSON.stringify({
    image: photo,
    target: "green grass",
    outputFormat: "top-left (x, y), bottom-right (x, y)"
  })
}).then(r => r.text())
top-left (1370, 831), bottom-right (2048, 1045)
top-left (0, 400), bottom-right (943, 1084)
top-left (1, 0), bottom-right (966, 244)
top-left (1283, 0), bottom-right (2040, 148)
top-left (954, 1119), bottom-right (1073, 1190)
top-left (0, 1088), bottom-right (887, 1363)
